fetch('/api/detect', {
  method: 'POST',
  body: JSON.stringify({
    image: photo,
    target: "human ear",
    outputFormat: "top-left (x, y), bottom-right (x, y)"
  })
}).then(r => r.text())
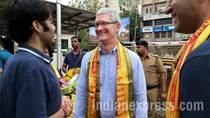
top-left (32, 21), bottom-right (42, 34)
top-left (116, 23), bottom-right (121, 32)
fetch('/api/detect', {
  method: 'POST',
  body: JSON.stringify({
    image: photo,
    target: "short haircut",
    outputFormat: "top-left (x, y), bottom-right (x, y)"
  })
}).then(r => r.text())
top-left (4, 0), bottom-right (52, 44)
top-left (96, 7), bottom-right (120, 23)
top-left (0, 36), bottom-right (14, 54)
top-left (71, 36), bottom-right (81, 43)
top-left (136, 39), bottom-right (148, 49)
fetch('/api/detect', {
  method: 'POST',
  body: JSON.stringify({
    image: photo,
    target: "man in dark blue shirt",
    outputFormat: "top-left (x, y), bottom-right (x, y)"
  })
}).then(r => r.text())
top-left (0, 0), bottom-right (71, 117)
top-left (165, 0), bottom-right (210, 117)
top-left (62, 36), bottom-right (85, 72)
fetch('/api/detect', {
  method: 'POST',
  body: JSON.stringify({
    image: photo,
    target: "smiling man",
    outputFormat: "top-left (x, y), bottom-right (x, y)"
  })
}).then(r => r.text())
top-left (165, 0), bottom-right (210, 117)
top-left (74, 8), bottom-right (148, 118)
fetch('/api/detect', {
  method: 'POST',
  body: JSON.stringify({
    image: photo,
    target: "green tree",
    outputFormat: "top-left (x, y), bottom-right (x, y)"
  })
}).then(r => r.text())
top-left (120, 10), bottom-right (130, 18)
top-left (131, 8), bottom-right (141, 41)
top-left (79, 29), bottom-right (91, 51)
top-left (68, 0), bottom-right (102, 12)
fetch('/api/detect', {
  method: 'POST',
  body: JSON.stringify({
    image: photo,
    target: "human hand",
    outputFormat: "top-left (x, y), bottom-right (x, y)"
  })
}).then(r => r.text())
top-left (61, 96), bottom-right (73, 117)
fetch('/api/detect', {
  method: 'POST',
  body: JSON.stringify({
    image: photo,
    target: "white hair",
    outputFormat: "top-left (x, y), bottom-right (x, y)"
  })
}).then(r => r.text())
top-left (96, 7), bottom-right (120, 23)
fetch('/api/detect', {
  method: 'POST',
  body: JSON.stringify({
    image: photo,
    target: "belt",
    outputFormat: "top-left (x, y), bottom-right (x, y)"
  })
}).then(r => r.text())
top-left (147, 84), bottom-right (159, 90)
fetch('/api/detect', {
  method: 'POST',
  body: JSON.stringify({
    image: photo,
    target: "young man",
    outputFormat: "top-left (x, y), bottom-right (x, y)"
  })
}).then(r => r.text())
top-left (165, 0), bottom-right (210, 117)
top-left (74, 8), bottom-right (147, 117)
top-left (62, 36), bottom-right (85, 73)
top-left (136, 40), bottom-right (167, 118)
top-left (0, 0), bottom-right (71, 117)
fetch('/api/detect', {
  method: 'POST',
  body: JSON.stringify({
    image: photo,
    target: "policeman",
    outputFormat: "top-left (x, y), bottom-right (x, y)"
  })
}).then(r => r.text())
top-left (136, 40), bottom-right (167, 118)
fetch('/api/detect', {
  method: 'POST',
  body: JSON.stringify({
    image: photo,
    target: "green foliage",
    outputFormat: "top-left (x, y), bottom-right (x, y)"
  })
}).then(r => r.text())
top-left (130, 10), bottom-right (136, 41)
top-left (69, 0), bottom-right (102, 12)
top-left (79, 29), bottom-right (91, 51)
top-left (120, 10), bottom-right (130, 18)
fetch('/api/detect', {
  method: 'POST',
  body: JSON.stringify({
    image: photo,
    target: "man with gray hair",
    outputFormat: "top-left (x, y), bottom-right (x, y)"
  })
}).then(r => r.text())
top-left (74, 7), bottom-right (147, 117)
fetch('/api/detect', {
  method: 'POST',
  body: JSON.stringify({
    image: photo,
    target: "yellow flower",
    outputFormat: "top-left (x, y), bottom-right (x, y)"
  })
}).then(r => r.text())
top-left (64, 68), bottom-right (80, 82)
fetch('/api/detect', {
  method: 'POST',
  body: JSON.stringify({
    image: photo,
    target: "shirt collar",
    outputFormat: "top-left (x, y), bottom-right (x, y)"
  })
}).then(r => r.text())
top-left (141, 53), bottom-right (151, 60)
top-left (147, 53), bottom-right (152, 58)
top-left (17, 44), bottom-right (52, 64)
top-left (99, 46), bottom-right (117, 55)
top-left (70, 50), bottom-right (82, 56)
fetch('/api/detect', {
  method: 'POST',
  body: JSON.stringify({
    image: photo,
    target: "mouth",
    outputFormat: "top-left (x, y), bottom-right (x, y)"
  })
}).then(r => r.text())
top-left (97, 32), bottom-right (107, 36)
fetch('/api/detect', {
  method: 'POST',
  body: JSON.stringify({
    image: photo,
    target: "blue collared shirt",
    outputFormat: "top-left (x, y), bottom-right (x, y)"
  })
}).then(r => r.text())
top-left (74, 47), bottom-right (148, 118)
top-left (0, 44), bottom-right (61, 118)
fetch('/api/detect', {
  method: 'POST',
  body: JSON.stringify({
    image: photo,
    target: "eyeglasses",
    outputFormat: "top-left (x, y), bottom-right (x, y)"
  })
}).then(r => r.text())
top-left (94, 21), bottom-right (117, 27)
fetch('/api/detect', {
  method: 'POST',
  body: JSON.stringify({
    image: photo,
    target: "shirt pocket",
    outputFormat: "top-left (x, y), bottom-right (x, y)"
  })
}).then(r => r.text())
top-left (146, 64), bottom-right (158, 73)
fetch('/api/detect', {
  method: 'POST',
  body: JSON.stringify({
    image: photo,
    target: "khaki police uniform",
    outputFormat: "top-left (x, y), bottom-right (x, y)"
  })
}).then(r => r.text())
top-left (140, 53), bottom-right (166, 118)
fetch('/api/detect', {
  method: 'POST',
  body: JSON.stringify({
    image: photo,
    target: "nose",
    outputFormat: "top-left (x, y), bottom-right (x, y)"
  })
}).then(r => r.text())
top-left (96, 25), bottom-right (103, 33)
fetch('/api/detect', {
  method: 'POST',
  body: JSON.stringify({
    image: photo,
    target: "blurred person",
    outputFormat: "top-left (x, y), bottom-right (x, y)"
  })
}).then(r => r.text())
top-left (165, 0), bottom-right (210, 117)
top-left (136, 40), bottom-right (167, 118)
top-left (0, 37), bottom-right (13, 77)
top-left (0, 0), bottom-right (71, 118)
top-left (62, 36), bottom-right (85, 73)
top-left (74, 7), bottom-right (148, 117)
